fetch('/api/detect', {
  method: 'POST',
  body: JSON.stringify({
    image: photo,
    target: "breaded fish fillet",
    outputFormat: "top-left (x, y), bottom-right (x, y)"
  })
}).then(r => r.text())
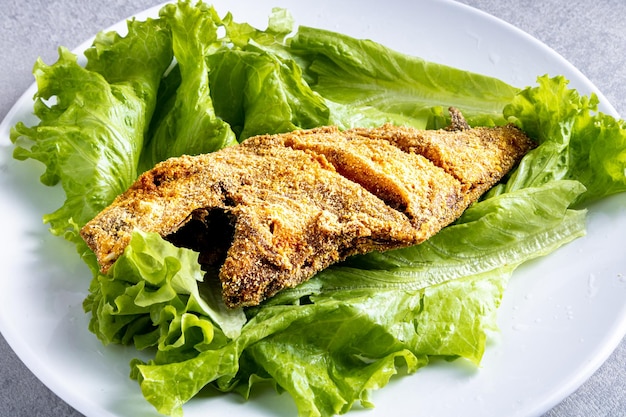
top-left (80, 108), bottom-right (534, 308)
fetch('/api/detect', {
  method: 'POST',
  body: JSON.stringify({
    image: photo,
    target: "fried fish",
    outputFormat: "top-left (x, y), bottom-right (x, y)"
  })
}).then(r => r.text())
top-left (80, 108), bottom-right (534, 308)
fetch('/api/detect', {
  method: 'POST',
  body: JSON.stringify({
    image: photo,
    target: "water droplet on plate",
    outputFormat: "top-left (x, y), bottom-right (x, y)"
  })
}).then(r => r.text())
top-left (587, 274), bottom-right (599, 298)
top-left (513, 323), bottom-right (529, 331)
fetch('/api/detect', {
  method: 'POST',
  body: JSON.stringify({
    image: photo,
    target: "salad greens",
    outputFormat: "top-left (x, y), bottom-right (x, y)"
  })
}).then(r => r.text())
top-left (9, 1), bottom-right (626, 416)
top-left (12, 18), bottom-right (172, 251)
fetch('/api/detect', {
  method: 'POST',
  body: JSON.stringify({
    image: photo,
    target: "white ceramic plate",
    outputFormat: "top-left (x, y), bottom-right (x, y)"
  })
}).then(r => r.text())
top-left (1, 1), bottom-right (625, 416)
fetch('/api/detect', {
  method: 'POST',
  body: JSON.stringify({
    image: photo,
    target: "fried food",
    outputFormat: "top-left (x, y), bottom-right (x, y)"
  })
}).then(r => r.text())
top-left (80, 108), bottom-right (534, 308)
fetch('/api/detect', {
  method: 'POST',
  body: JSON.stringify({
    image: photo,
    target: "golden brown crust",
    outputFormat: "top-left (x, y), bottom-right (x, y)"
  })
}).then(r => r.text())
top-left (80, 109), bottom-right (534, 308)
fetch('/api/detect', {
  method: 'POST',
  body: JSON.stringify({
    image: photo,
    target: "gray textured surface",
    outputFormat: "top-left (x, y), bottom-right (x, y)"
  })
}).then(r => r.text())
top-left (1, 1), bottom-right (624, 416)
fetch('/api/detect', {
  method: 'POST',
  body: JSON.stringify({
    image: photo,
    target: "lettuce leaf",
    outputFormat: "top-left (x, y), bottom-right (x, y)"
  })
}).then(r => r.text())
top-left (140, 1), bottom-right (237, 170)
top-left (289, 26), bottom-right (519, 129)
top-left (134, 270), bottom-right (507, 417)
top-left (149, 6), bottom-right (331, 144)
top-left (10, 18), bottom-right (172, 247)
top-left (84, 230), bottom-right (246, 350)
top-left (490, 75), bottom-right (626, 204)
top-left (205, 42), bottom-right (330, 140)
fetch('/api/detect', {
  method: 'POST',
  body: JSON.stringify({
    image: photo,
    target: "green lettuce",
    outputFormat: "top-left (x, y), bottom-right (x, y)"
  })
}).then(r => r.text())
top-left (140, 1), bottom-right (237, 170)
top-left (147, 6), bottom-right (331, 146)
top-left (11, 18), bottom-right (172, 250)
top-left (10, 2), bottom-right (626, 417)
top-left (289, 26), bottom-right (519, 129)
top-left (489, 75), bottom-right (626, 204)
top-left (134, 270), bottom-right (507, 417)
top-left (214, 7), bottom-right (331, 138)
top-left (84, 230), bottom-right (246, 349)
